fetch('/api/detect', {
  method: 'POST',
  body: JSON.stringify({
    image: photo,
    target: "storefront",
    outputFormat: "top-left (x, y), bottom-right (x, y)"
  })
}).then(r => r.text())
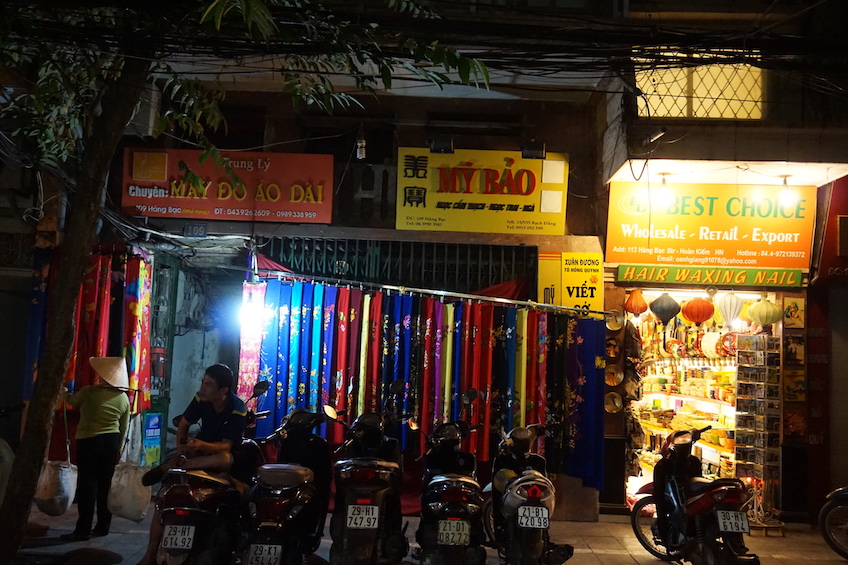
top-left (601, 161), bottom-right (841, 523)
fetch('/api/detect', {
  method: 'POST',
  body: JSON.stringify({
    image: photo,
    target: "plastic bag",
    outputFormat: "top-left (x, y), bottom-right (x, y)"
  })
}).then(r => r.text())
top-left (34, 460), bottom-right (78, 516)
top-left (107, 461), bottom-right (151, 522)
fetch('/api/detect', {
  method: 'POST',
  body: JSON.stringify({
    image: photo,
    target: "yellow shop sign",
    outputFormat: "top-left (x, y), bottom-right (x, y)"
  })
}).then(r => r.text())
top-left (538, 252), bottom-right (604, 312)
top-left (396, 148), bottom-right (568, 234)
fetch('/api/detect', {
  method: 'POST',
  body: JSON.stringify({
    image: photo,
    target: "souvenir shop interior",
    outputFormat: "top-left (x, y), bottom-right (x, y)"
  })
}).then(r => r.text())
top-left (613, 287), bottom-right (804, 525)
top-left (235, 272), bottom-right (609, 505)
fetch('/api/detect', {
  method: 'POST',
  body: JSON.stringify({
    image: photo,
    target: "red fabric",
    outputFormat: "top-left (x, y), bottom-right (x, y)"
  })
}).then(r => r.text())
top-left (472, 277), bottom-right (531, 301)
top-left (420, 298), bottom-right (435, 449)
top-left (238, 282), bottom-right (267, 408)
top-left (346, 289), bottom-right (363, 418)
top-left (526, 310), bottom-right (539, 425)
top-left (332, 288), bottom-right (351, 444)
top-left (467, 302), bottom-right (483, 456)
top-left (478, 304), bottom-right (494, 460)
top-left (256, 253), bottom-right (293, 273)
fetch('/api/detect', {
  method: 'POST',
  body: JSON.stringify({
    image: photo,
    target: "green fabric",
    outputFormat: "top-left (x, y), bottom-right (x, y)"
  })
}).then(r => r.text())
top-left (66, 385), bottom-right (130, 440)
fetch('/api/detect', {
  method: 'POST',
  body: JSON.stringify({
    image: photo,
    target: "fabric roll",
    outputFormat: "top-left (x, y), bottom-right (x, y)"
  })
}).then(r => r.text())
top-left (346, 289), bottom-right (363, 418)
top-left (237, 281), bottom-right (267, 404)
top-left (320, 285), bottom-right (338, 436)
top-left (442, 302), bottom-right (455, 423)
top-left (536, 312), bottom-right (549, 456)
top-left (309, 283), bottom-right (324, 411)
top-left (367, 291), bottom-right (384, 412)
top-left (276, 283), bottom-right (292, 426)
top-left (525, 310), bottom-right (539, 426)
top-left (357, 293), bottom-right (372, 416)
top-left (256, 279), bottom-right (281, 438)
top-left (515, 308), bottom-right (528, 428)
top-left (287, 281), bottom-right (303, 413)
top-left (451, 301), bottom-right (464, 422)
top-left (420, 297), bottom-right (435, 439)
top-left (432, 300), bottom-right (444, 428)
top-left (504, 307), bottom-right (518, 431)
top-left (469, 302), bottom-right (483, 454)
top-left (298, 282), bottom-right (314, 409)
top-left (332, 287), bottom-right (351, 444)
top-left (478, 303), bottom-right (494, 460)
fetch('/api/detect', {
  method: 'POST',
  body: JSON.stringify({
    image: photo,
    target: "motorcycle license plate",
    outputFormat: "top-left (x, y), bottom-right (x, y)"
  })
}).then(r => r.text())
top-left (161, 524), bottom-right (195, 550)
top-left (438, 520), bottom-right (471, 546)
top-left (518, 506), bottom-right (549, 529)
top-left (347, 504), bottom-right (379, 529)
top-left (248, 544), bottom-right (284, 565)
top-left (717, 510), bottom-right (750, 533)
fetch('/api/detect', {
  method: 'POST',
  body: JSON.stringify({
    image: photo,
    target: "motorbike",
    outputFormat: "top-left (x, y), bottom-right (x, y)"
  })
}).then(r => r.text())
top-left (483, 424), bottom-right (574, 565)
top-left (154, 381), bottom-right (270, 565)
top-left (820, 486), bottom-right (848, 560)
top-left (411, 389), bottom-right (486, 565)
top-left (630, 425), bottom-right (759, 564)
top-left (324, 380), bottom-right (408, 565)
top-left (237, 407), bottom-right (333, 565)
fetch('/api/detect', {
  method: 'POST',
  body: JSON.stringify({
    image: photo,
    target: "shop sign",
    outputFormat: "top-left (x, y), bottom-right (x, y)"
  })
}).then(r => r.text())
top-left (121, 148), bottom-right (334, 223)
top-left (606, 182), bottom-right (816, 269)
top-left (538, 252), bottom-right (604, 312)
top-left (617, 264), bottom-right (803, 287)
top-left (396, 147), bottom-right (568, 234)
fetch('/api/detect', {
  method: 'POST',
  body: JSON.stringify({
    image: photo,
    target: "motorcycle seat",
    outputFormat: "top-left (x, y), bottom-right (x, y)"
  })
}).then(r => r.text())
top-left (336, 458), bottom-right (400, 472)
top-left (687, 477), bottom-right (743, 495)
top-left (429, 474), bottom-right (480, 489)
top-left (166, 468), bottom-right (232, 486)
top-left (258, 463), bottom-right (315, 488)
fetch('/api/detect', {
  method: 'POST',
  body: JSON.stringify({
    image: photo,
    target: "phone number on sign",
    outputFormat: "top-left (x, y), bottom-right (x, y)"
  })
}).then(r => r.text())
top-left (214, 208), bottom-right (317, 219)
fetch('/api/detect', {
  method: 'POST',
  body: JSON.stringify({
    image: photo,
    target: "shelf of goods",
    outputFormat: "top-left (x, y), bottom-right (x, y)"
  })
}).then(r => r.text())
top-left (638, 355), bottom-right (738, 478)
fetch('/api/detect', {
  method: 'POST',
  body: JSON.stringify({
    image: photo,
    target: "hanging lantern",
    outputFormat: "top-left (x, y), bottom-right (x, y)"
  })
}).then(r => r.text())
top-left (748, 298), bottom-right (782, 326)
top-left (739, 302), bottom-right (752, 324)
top-left (681, 296), bottom-right (715, 326)
top-left (624, 289), bottom-right (648, 316)
top-left (717, 292), bottom-right (743, 327)
top-left (650, 293), bottom-right (680, 325)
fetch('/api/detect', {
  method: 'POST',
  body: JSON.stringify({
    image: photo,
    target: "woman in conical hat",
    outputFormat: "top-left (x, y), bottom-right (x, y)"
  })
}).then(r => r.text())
top-left (59, 357), bottom-right (130, 541)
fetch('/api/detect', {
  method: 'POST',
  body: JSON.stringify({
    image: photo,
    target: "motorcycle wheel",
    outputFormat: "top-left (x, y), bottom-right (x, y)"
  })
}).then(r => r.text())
top-left (820, 499), bottom-right (848, 560)
top-left (482, 497), bottom-right (495, 547)
top-left (629, 495), bottom-right (676, 561)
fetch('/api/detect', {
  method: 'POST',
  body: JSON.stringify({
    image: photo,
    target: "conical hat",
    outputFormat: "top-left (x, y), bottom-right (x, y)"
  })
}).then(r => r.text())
top-left (89, 357), bottom-right (129, 389)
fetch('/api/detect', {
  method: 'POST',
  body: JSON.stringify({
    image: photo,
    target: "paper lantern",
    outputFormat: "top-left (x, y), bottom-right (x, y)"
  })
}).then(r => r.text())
top-left (624, 289), bottom-right (648, 316)
top-left (748, 298), bottom-right (782, 326)
top-left (681, 297), bottom-right (715, 326)
top-left (717, 293), bottom-right (743, 327)
top-left (650, 293), bottom-right (680, 325)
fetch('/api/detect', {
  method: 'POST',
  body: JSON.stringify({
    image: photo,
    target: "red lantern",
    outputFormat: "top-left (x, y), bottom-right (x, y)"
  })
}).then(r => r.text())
top-left (625, 289), bottom-right (648, 316)
top-left (681, 296), bottom-right (715, 326)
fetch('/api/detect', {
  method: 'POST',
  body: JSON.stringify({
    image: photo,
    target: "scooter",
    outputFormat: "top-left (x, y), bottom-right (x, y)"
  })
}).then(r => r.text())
top-left (483, 424), bottom-right (573, 565)
top-left (630, 426), bottom-right (759, 564)
top-left (324, 380), bottom-right (408, 565)
top-left (238, 408), bottom-right (332, 565)
top-left (820, 486), bottom-right (848, 560)
top-left (155, 381), bottom-right (270, 565)
top-left (411, 390), bottom-right (486, 565)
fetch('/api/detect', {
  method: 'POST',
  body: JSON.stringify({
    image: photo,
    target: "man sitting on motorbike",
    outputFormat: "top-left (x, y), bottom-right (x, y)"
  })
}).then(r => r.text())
top-left (135, 363), bottom-right (247, 565)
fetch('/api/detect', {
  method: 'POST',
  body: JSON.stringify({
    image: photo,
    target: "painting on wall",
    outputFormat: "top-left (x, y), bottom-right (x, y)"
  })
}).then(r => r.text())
top-left (783, 297), bottom-right (805, 329)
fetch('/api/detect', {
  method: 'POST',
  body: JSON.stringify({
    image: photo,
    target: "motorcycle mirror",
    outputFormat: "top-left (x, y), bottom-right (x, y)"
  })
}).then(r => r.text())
top-left (408, 418), bottom-right (420, 431)
top-left (323, 405), bottom-right (339, 420)
top-left (462, 388), bottom-right (478, 404)
top-left (251, 380), bottom-right (271, 399)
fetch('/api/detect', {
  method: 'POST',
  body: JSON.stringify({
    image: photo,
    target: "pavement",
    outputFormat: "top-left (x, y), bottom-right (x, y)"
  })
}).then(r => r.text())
top-left (14, 502), bottom-right (847, 565)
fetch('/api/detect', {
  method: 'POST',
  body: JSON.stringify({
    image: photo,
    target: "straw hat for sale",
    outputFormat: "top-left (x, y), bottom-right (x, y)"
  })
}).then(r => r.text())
top-left (89, 357), bottom-right (129, 389)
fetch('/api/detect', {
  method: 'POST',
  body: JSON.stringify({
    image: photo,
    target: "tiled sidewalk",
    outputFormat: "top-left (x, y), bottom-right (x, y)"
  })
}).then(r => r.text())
top-left (15, 502), bottom-right (846, 565)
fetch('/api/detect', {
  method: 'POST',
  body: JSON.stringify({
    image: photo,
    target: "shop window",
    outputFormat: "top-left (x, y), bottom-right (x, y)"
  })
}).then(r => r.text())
top-left (635, 53), bottom-right (763, 120)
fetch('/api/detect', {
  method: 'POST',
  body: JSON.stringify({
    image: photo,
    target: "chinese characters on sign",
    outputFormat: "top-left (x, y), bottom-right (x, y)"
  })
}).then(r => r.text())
top-left (396, 148), bottom-right (569, 235)
top-left (121, 149), bottom-right (334, 223)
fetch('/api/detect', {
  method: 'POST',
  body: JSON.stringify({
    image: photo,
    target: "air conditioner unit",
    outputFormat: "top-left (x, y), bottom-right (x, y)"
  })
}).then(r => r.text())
top-left (124, 83), bottom-right (161, 139)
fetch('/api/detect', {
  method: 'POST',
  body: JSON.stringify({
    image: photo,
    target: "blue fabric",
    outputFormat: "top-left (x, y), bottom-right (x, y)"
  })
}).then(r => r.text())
top-left (298, 283), bottom-right (314, 409)
top-left (320, 286), bottom-right (337, 437)
top-left (256, 278), bottom-right (280, 437)
top-left (452, 301), bottom-right (464, 422)
top-left (309, 284), bottom-right (324, 411)
top-left (276, 283), bottom-right (292, 423)
top-left (504, 308), bottom-right (518, 431)
top-left (287, 282), bottom-right (303, 413)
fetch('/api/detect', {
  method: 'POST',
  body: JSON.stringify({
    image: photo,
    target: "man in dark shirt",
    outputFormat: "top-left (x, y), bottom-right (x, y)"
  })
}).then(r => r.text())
top-left (136, 363), bottom-right (246, 565)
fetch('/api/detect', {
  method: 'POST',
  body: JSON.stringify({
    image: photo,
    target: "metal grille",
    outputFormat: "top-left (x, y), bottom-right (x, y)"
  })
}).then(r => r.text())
top-left (261, 237), bottom-right (538, 297)
top-left (635, 58), bottom-right (763, 119)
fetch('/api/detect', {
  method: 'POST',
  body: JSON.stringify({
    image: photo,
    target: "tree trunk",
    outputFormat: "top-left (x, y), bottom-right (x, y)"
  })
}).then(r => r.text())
top-left (0, 54), bottom-right (151, 563)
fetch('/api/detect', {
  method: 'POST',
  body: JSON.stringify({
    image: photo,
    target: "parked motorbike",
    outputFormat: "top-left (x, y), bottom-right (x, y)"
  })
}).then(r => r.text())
top-left (237, 407), bottom-right (332, 565)
top-left (412, 389), bottom-right (486, 565)
top-left (820, 486), bottom-right (848, 560)
top-left (483, 424), bottom-right (574, 565)
top-left (155, 381), bottom-right (270, 565)
top-left (630, 426), bottom-right (759, 564)
top-left (324, 381), bottom-right (408, 565)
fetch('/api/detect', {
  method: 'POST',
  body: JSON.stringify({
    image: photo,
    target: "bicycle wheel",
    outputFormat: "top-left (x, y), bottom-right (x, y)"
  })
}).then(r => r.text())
top-left (820, 499), bottom-right (848, 560)
top-left (630, 495), bottom-right (676, 561)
